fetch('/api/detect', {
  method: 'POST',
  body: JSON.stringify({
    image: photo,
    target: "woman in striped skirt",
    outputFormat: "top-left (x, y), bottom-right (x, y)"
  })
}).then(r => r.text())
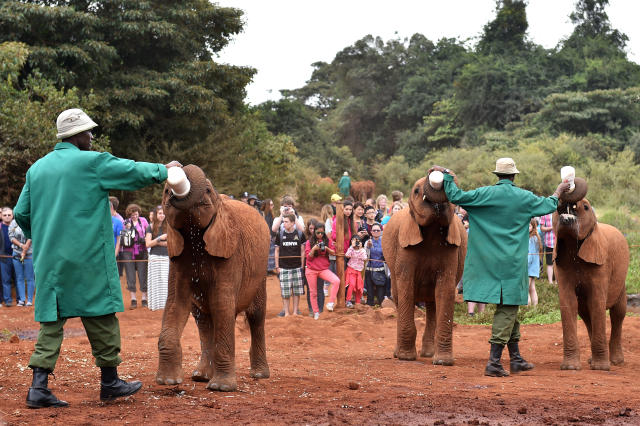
top-left (145, 205), bottom-right (169, 310)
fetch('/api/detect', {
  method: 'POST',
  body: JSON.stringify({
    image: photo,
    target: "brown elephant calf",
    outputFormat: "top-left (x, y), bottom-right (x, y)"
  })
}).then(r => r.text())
top-left (382, 176), bottom-right (467, 365)
top-left (553, 197), bottom-right (629, 371)
top-left (156, 165), bottom-right (270, 391)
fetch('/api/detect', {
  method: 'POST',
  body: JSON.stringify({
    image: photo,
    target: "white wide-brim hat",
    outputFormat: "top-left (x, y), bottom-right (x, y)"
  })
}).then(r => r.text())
top-left (493, 157), bottom-right (520, 175)
top-left (56, 108), bottom-right (98, 139)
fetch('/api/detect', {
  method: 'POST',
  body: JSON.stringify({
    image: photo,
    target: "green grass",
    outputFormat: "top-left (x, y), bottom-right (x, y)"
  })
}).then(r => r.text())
top-left (454, 280), bottom-right (561, 325)
top-left (598, 207), bottom-right (640, 294)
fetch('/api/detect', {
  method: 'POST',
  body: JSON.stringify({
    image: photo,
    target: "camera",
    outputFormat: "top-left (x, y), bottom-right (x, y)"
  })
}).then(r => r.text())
top-left (318, 241), bottom-right (326, 251)
top-left (248, 194), bottom-right (261, 210)
top-left (354, 238), bottom-right (362, 248)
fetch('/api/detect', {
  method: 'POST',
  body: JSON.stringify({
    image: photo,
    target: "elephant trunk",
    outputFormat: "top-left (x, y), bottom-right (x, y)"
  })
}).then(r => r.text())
top-left (168, 165), bottom-right (208, 210)
top-left (167, 167), bottom-right (191, 198)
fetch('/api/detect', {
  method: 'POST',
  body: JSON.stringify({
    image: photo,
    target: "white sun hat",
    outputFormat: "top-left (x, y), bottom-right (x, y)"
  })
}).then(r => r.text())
top-left (492, 157), bottom-right (520, 175)
top-left (56, 108), bottom-right (98, 139)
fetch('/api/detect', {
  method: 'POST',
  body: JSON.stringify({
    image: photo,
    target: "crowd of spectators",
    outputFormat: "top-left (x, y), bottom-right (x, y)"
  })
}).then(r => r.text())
top-left (2, 181), bottom-right (557, 317)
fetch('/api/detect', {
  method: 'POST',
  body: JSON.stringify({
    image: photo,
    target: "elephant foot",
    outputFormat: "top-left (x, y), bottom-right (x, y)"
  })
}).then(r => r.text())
top-left (610, 356), bottom-right (624, 366)
top-left (250, 366), bottom-right (270, 379)
top-left (420, 349), bottom-right (434, 358)
top-left (395, 347), bottom-right (417, 361)
top-left (610, 348), bottom-right (624, 366)
top-left (589, 360), bottom-right (610, 371)
top-left (191, 369), bottom-right (212, 382)
top-left (433, 355), bottom-right (454, 366)
top-left (560, 360), bottom-right (581, 371)
top-left (156, 368), bottom-right (184, 385)
top-left (191, 358), bottom-right (214, 382)
top-left (207, 375), bottom-right (237, 392)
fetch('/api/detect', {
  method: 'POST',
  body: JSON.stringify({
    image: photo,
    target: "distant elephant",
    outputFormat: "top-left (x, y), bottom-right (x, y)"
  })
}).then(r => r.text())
top-left (350, 180), bottom-right (375, 202)
top-left (553, 196), bottom-right (629, 371)
top-left (382, 175), bottom-right (467, 365)
top-left (156, 165), bottom-right (270, 391)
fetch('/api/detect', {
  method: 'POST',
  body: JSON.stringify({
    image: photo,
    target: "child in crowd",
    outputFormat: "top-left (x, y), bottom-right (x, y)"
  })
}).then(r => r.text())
top-left (528, 218), bottom-right (542, 306)
top-left (274, 213), bottom-right (306, 317)
top-left (344, 236), bottom-right (367, 307)
top-left (306, 223), bottom-right (340, 318)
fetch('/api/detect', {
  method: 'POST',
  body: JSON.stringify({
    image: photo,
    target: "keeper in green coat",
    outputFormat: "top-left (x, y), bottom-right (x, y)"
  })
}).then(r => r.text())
top-left (14, 108), bottom-right (181, 408)
top-left (430, 158), bottom-right (569, 378)
top-left (337, 171), bottom-right (351, 198)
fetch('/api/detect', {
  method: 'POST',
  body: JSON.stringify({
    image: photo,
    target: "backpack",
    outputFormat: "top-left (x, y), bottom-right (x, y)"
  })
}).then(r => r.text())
top-left (121, 221), bottom-right (137, 248)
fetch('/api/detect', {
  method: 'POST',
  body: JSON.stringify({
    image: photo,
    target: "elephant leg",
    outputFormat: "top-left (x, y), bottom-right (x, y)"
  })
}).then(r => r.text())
top-left (207, 290), bottom-right (238, 392)
top-left (157, 266), bottom-right (191, 385)
top-left (394, 277), bottom-right (417, 361)
top-left (577, 300), bottom-right (592, 343)
top-left (191, 306), bottom-right (215, 382)
top-left (246, 279), bottom-right (270, 379)
top-left (608, 293), bottom-right (626, 366)
top-left (420, 301), bottom-right (436, 358)
top-left (432, 277), bottom-right (455, 366)
top-left (578, 301), bottom-right (595, 366)
top-left (558, 283), bottom-right (581, 370)
top-left (587, 294), bottom-right (610, 371)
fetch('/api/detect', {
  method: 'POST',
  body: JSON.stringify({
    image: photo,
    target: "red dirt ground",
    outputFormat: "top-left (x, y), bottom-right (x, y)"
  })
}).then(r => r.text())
top-left (1, 275), bottom-right (639, 425)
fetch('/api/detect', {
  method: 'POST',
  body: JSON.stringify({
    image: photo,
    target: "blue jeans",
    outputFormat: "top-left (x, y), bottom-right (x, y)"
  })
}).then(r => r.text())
top-left (1, 257), bottom-right (15, 304)
top-left (13, 255), bottom-right (35, 304)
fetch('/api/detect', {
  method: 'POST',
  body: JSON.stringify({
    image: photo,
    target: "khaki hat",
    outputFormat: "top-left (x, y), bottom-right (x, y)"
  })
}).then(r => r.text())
top-left (331, 193), bottom-right (342, 202)
top-left (493, 157), bottom-right (519, 175)
top-left (56, 108), bottom-right (98, 139)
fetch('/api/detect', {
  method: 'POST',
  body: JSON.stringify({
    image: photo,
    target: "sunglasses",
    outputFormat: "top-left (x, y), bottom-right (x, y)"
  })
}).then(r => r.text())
top-left (372, 229), bottom-right (381, 232)
top-left (315, 231), bottom-right (325, 235)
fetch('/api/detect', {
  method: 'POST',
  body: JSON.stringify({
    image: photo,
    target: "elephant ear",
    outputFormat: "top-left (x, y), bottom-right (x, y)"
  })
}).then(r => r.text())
top-left (166, 222), bottom-right (184, 258)
top-left (203, 203), bottom-right (237, 259)
top-left (578, 223), bottom-right (606, 265)
top-left (398, 211), bottom-right (423, 248)
top-left (445, 217), bottom-right (463, 247)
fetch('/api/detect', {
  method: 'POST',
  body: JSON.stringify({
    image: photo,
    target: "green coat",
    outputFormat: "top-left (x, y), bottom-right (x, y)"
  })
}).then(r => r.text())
top-left (338, 175), bottom-right (351, 197)
top-left (14, 142), bottom-right (168, 322)
top-left (443, 174), bottom-right (558, 305)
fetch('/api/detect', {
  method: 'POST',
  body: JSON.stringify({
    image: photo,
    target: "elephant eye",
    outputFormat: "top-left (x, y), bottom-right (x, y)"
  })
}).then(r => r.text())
top-left (206, 188), bottom-right (211, 194)
top-left (583, 204), bottom-right (589, 211)
top-left (414, 188), bottom-right (419, 194)
top-left (164, 189), bottom-right (169, 194)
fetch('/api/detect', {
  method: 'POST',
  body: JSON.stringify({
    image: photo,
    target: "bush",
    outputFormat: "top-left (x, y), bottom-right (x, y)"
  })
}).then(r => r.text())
top-left (295, 176), bottom-right (336, 212)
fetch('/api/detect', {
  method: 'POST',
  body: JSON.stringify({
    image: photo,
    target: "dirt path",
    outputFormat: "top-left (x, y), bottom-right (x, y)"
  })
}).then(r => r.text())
top-left (1, 276), bottom-right (639, 425)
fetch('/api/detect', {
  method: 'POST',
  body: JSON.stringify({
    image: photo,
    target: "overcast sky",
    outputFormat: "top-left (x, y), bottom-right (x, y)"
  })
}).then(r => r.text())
top-left (215, 1), bottom-right (640, 105)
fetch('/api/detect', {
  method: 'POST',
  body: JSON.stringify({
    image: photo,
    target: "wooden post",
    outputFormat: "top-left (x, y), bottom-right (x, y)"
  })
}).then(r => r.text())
top-left (335, 202), bottom-right (346, 307)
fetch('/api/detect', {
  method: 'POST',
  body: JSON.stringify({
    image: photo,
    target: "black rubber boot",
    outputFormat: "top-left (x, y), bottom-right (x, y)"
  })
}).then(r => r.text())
top-left (100, 367), bottom-right (143, 402)
top-left (508, 341), bottom-right (534, 373)
top-left (26, 367), bottom-right (69, 408)
top-left (484, 343), bottom-right (510, 377)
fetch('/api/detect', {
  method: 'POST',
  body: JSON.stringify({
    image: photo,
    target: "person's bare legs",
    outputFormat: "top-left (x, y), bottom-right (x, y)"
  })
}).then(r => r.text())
top-left (282, 298), bottom-right (290, 316)
top-left (292, 296), bottom-right (300, 315)
top-left (546, 264), bottom-right (554, 284)
top-left (478, 303), bottom-right (486, 313)
top-left (467, 302), bottom-right (477, 315)
top-left (529, 277), bottom-right (538, 306)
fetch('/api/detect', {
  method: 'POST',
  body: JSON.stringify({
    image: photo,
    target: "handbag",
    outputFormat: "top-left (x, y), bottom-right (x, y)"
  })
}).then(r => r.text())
top-left (371, 270), bottom-right (387, 286)
top-left (121, 221), bottom-right (137, 248)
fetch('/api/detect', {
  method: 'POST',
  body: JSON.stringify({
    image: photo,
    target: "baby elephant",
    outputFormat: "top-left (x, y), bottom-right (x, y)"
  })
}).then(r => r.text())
top-left (553, 197), bottom-right (629, 371)
top-left (156, 165), bottom-right (270, 391)
top-left (382, 175), bottom-right (466, 365)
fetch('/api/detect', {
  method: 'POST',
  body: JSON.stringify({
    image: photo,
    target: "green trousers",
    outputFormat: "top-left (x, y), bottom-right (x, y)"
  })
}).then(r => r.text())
top-left (29, 313), bottom-right (122, 371)
top-left (488, 304), bottom-right (521, 345)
